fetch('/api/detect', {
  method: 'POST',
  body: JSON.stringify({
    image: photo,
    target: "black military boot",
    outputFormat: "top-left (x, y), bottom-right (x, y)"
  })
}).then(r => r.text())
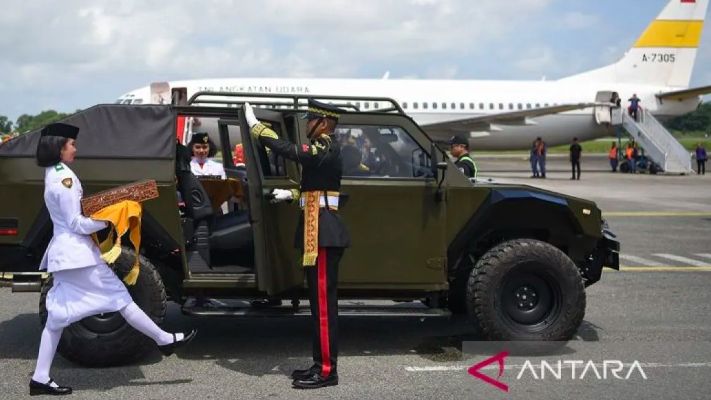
top-left (291, 365), bottom-right (319, 380)
top-left (292, 372), bottom-right (338, 389)
top-left (29, 378), bottom-right (72, 396)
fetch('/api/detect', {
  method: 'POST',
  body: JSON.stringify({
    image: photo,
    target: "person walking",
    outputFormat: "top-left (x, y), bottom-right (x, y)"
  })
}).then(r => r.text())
top-left (536, 137), bottom-right (547, 178)
top-left (244, 100), bottom-right (350, 389)
top-left (569, 137), bottom-right (582, 180)
top-left (30, 123), bottom-right (196, 396)
top-left (696, 143), bottom-right (707, 175)
top-left (530, 138), bottom-right (540, 178)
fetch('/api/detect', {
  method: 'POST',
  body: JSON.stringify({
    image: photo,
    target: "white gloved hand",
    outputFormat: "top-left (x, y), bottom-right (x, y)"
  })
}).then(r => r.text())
top-left (243, 102), bottom-right (259, 128)
top-left (270, 188), bottom-right (293, 203)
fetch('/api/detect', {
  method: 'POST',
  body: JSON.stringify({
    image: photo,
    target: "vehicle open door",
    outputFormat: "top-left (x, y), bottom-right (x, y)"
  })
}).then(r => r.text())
top-left (233, 108), bottom-right (303, 295)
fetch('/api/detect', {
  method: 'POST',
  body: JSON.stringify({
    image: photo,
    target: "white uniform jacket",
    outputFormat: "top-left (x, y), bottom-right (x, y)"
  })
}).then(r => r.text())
top-left (190, 158), bottom-right (226, 178)
top-left (39, 163), bottom-right (108, 272)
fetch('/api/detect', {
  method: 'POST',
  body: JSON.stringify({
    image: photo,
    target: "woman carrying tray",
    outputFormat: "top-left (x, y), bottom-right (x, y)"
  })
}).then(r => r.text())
top-left (29, 122), bottom-right (196, 396)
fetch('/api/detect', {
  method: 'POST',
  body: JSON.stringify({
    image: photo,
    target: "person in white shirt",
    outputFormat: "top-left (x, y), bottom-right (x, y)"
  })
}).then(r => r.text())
top-left (30, 123), bottom-right (197, 396)
top-left (189, 132), bottom-right (226, 178)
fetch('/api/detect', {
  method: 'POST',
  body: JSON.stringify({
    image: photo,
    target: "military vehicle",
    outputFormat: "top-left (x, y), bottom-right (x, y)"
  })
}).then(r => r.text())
top-left (0, 93), bottom-right (619, 366)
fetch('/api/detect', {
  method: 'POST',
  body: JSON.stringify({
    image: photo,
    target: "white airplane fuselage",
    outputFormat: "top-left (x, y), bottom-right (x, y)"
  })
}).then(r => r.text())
top-left (119, 78), bottom-right (702, 149)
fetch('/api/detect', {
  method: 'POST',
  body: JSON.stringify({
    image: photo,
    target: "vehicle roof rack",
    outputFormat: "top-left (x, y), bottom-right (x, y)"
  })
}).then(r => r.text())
top-left (186, 91), bottom-right (405, 115)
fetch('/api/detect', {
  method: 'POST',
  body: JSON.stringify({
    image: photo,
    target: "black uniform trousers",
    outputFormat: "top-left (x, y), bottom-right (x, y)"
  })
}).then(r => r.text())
top-left (571, 159), bottom-right (581, 179)
top-left (305, 247), bottom-right (344, 378)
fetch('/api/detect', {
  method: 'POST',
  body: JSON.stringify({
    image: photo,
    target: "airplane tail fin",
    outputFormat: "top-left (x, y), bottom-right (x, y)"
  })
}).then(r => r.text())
top-left (562, 0), bottom-right (708, 87)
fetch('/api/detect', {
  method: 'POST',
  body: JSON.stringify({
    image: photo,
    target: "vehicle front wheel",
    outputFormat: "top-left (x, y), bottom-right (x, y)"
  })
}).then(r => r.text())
top-left (39, 248), bottom-right (167, 366)
top-left (467, 239), bottom-right (585, 341)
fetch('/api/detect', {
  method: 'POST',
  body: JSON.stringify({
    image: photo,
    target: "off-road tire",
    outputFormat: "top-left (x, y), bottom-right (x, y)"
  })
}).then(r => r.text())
top-left (39, 248), bottom-right (167, 366)
top-left (467, 239), bottom-right (585, 340)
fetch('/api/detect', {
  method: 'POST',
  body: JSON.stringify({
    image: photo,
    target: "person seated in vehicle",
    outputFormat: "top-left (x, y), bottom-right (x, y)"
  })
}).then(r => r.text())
top-left (189, 132), bottom-right (226, 179)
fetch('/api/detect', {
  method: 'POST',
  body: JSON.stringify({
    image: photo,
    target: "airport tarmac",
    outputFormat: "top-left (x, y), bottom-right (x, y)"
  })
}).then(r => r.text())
top-left (0, 155), bottom-right (709, 399)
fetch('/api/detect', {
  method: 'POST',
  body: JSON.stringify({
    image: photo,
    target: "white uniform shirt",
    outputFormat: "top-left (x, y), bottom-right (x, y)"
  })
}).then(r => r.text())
top-left (190, 158), bottom-right (226, 179)
top-left (39, 163), bottom-right (108, 272)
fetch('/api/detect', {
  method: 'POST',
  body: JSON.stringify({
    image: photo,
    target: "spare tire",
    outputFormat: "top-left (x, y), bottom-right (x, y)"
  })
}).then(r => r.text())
top-left (39, 248), bottom-right (167, 366)
top-left (467, 239), bottom-right (585, 341)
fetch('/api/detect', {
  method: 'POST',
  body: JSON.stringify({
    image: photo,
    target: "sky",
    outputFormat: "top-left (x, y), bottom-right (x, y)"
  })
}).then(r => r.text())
top-left (1, 0), bottom-right (710, 122)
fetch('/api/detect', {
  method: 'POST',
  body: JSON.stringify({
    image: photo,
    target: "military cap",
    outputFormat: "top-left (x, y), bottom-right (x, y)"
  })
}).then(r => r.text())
top-left (188, 132), bottom-right (211, 146)
top-left (302, 99), bottom-right (342, 121)
top-left (448, 134), bottom-right (468, 146)
top-left (40, 123), bottom-right (79, 139)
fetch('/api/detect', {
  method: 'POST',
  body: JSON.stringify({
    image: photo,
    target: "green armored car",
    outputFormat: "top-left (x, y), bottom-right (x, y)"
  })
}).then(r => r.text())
top-left (0, 93), bottom-right (619, 366)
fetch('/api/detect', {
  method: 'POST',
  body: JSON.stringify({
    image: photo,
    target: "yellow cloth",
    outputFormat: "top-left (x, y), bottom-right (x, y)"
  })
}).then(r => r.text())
top-left (90, 200), bottom-right (143, 285)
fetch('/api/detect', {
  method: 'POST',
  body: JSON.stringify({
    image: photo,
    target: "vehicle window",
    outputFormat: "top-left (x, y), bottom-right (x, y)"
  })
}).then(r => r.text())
top-left (335, 125), bottom-right (433, 179)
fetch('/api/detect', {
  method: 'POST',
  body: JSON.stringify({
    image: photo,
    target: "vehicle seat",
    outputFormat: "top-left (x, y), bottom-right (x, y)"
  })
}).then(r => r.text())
top-left (210, 210), bottom-right (252, 251)
top-left (341, 145), bottom-right (369, 176)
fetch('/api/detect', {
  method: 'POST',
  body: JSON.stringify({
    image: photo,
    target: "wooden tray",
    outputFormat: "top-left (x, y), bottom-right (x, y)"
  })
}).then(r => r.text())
top-left (81, 179), bottom-right (159, 216)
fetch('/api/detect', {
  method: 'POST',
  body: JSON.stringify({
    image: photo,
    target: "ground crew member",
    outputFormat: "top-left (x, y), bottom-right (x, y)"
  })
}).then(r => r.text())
top-left (31, 123), bottom-right (196, 396)
top-left (569, 137), bottom-right (582, 180)
top-left (448, 134), bottom-right (477, 179)
top-left (244, 99), bottom-right (350, 389)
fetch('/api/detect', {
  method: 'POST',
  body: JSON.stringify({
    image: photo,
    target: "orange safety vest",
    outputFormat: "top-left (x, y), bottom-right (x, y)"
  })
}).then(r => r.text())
top-left (625, 147), bottom-right (633, 160)
top-left (608, 147), bottom-right (617, 159)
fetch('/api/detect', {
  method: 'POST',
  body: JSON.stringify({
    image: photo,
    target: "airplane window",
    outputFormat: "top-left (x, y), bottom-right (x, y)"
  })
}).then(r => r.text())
top-left (526, 103), bottom-right (531, 109)
top-left (469, 103), bottom-right (475, 110)
top-left (441, 103), bottom-right (446, 110)
top-left (489, 103), bottom-right (494, 110)
top-left (479, 103), bottom-right (484, 110)
top-left (413, 102), bottom-right (419, 110)
top-left (460, 103), bottom-right (465, 110)
top-left (536, 103), bottom-right (541, 108)
top-left (337, 125), bottom-right (432, 179)
top-left (423, 102), bottom-right (428, 110)
top-left (517, 103), bottom-right (523, 110)
top-left (122, 99), bottom-right (132, 105)
top-left (364, 102), bottom-right (370, 109)
top-left (508, 103), bottom-right (514, 110)
top-left (402, 102), bottom-right (408, 109)
top-left (499, 103), bottom-right (504, 110)
top-left (433, 102), bottom-right (438, 110)
top-left (451, 102), bottom-right (456, 109)
top-left (133, 99), bottom-right (143, 105)
top-left (544, 103), bottom-right (549, 107)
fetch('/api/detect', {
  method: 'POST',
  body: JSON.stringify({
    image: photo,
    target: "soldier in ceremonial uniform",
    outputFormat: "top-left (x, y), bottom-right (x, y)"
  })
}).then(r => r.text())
top-left (189, 132), bottom-right (226, 178)
top-left (449, 134), bottom-right (478, 179)
top-left (243, 100), bottom-right (350, 389)
top-left (30, 123), bottom-right (196, 396)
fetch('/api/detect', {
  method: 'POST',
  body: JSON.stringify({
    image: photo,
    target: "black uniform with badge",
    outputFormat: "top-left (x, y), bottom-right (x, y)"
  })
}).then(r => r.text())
top-left (250, 99), bottom-right (349, 389)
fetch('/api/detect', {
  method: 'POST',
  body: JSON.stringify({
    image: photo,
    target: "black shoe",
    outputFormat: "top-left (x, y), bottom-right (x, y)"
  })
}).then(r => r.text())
top-left (250, 298), bottom-right (282, 308)
top-left (158, 329), bottom-right (197, 356)
top-left (291, 365), bottom-right (319, 380)
top-left (292, 372), bottom-right (338, 389)
top-left (29, 379), bottom-right (72, 396)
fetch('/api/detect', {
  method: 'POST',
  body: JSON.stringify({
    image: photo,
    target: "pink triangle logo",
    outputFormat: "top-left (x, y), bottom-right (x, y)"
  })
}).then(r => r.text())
top-left (467, 351), bottom-right (510, 392)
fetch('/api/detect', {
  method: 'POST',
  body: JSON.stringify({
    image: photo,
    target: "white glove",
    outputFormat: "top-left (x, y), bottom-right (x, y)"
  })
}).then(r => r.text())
top-left (243, 102), bottom-right (259, 128)
top-left (270, 188), bottom-right (293, 203)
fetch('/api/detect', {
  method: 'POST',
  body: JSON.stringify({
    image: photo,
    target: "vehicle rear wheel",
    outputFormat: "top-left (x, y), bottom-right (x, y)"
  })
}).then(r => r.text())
top-left (619, 161), bottom-right (630, 173)
top-left (39, 248), bottom-right (167, 366)
top-left (467, 239), bottom-right (585, 340)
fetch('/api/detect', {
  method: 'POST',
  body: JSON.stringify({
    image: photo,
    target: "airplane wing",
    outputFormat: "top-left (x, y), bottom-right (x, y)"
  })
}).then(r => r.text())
top-left (421, 103), bottom-right (600, 134)
top-left (656, 85), bottom-right (711, 101)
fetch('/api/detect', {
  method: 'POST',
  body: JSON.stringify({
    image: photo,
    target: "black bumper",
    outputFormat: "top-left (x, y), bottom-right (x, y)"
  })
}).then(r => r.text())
top-left (581, 228), bottom-right (620, 286)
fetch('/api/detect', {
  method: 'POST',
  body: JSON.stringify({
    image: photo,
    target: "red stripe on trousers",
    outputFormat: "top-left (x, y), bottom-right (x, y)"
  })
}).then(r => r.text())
top-left (317, 247), bottom-right (332, 377)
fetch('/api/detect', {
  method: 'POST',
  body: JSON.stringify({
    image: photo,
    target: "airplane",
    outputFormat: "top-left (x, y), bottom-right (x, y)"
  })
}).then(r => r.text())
top-left (115, 0), bottom-right (710, 150)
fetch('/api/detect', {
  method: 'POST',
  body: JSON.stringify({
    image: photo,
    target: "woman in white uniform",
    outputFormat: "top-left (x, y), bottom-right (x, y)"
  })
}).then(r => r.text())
top-left (30, 123), bottom-right (197, 396)
top-left (189, 132), bottom-right (226, 178)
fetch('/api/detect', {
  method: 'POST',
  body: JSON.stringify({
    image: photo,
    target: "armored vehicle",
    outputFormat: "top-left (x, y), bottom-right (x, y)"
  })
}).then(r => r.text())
top-left (0, 93), bottom-right (619, 366)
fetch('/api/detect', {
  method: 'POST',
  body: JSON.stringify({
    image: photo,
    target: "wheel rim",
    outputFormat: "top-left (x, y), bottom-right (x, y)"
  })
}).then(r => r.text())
top-left (499, 263), bottom-right (562, 331)
top-left (75, 278), bottom-right (142, 335)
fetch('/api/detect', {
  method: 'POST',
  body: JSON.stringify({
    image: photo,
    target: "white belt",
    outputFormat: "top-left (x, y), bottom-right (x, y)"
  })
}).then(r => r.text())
top-left (299, 195), bottom-right (339, 209)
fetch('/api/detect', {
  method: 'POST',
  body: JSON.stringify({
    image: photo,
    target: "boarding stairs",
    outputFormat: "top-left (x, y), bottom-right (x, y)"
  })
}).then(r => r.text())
top-left (617, 108), bottom-right (693, 174)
